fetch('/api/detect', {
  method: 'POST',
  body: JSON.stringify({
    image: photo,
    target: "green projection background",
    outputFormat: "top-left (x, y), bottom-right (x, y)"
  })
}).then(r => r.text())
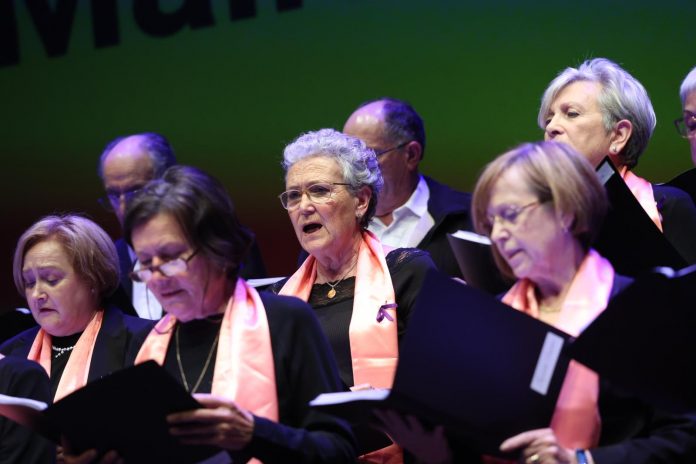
top-left (1, 0), bottom-right (694, 310)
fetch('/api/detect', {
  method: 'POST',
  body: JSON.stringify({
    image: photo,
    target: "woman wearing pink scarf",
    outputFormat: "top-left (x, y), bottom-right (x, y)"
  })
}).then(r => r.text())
top-left (272, 129), bottom-right (436, 463)
top-left (539, 57), bottom-right (696, 265)
top-left (0, 215), bottom-right (152, 402)
top-left (380, 142), bottom-right (696, 464)
top-left (472, 141), bottom-right (696, 464)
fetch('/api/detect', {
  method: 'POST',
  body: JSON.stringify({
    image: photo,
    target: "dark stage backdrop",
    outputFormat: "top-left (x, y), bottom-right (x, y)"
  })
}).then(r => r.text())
top-left (1, 0), bottom-right (694, 311)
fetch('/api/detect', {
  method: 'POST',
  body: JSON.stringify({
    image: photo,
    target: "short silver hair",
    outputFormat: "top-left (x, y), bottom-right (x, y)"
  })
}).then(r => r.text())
top-left (282, 128), bottom-right (383, 228)
top-left (680, 66), bottom-right (696, 106)
top-left (538, 58), bottom-right (656, 169)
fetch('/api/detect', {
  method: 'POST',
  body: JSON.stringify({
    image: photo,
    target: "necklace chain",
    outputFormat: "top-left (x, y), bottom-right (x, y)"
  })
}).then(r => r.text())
top-left (175, 324), bottom-right (220, 393)
top-left (323, 259), bottom-right (358, 299)
top-left (51, 345), bottom-right (75, 358)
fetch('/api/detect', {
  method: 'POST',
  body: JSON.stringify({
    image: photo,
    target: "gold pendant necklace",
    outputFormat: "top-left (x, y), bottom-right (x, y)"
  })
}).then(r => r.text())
top-left (175, 323), bottom-right (220, 393)
top-left (323, 259), bottom-right (358, 299)
top-left (327, 282), bottom-right (339, 299)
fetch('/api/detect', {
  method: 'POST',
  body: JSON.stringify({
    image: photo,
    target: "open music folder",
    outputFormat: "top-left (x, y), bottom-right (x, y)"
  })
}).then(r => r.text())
top-left (311, 269), bottom-right (572, 457)
top-left (0, 361), bottom-right (221, 464)
top-left (569, 264), bottom-right (696, 413)
top-left (594, 157), bottom-right (687, 275)
top-left (446, 230), bottom-right (511, 295)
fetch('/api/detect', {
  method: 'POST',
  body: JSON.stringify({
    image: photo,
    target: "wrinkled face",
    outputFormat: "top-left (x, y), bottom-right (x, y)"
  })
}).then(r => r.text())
top-left (543, 80), bottom-right (614, 167)
top-left (343, 102), bottom-right (410, 216)
top-left (683, 91), bottom-right (696, 166)
top-left (101, 136), bottom-right (155, 226)
top-left (22, 238), bottom-right (97, 336)
top-left (130, 213), bottom-right (229, 322)
top-left (487, 167), bottom-right (568, 283)
top-left (285, 156), bottom-right (369, 262)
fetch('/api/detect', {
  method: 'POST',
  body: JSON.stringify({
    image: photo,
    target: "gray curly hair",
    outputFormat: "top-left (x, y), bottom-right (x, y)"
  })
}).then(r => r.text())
top-left (282, 128), bottom-right (383, 228)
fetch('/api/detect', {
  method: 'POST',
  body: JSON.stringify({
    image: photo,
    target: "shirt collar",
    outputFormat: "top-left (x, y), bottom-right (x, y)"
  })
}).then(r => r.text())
top-left (393, 175), bottom-right (430, 219)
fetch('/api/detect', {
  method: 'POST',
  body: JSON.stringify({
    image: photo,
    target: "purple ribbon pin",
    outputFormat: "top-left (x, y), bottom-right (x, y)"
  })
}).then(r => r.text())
top-left (376, 303), bottom-right (398, 323)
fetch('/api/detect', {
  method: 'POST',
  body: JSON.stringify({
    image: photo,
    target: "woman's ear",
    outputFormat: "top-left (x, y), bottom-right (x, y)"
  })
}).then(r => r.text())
top-left (558, 211), bottom-right (574, 234)
top-left (610, 119), bottom-right (633, 154)
top-left (355, 186), bottom-right (372, 218)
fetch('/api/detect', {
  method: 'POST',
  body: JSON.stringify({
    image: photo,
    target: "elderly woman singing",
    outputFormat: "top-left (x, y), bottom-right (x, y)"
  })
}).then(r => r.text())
top-left (272, 128), bottom-right (436, 463)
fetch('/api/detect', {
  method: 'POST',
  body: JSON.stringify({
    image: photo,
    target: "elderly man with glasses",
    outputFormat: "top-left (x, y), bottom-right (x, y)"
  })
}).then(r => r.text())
top-left (676, 66), bottom-right (696, 166)
top-left (98, 132), bottom-right (267, 319)
top-left (342, 97), bottom-right (474, 278)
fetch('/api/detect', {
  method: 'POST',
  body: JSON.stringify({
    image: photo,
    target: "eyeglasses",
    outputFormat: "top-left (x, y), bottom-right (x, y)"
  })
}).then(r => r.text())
top-left (98, 187), bottom-right (144, 212)
top-left (674, 112), bottom-right (696, 139)
top-left (486, 201), bottom-right (543, 229)
top-left (129, 249), bottom-right (199, 283)
top-left (373, 141), bottom-right (410, 158)
top-left (278, 182), bottom-right (351, 210)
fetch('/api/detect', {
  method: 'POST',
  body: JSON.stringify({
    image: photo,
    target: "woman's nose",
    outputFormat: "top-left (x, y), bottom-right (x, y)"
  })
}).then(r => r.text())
top-left (489, 218), bottom-right (509, 245)
top-left (31, 284), bottom-right (47, 304)
top-left (545, 116), bottom-right (562, 139)
top-left (297, 192), bottom-right (315, 212)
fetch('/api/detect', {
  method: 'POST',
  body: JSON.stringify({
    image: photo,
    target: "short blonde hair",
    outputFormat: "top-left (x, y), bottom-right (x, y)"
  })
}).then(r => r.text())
top-left (472, 141), bottom-right (608, 279)
top-left (13, 214), bottom-right (120, 300)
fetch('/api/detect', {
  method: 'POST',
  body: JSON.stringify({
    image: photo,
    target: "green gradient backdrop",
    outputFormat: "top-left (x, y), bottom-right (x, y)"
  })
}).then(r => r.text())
top-left (1, 0), bottom-right (694, 309)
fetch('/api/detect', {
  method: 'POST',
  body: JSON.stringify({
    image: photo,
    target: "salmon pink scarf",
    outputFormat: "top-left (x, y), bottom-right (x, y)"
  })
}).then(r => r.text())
top-left (503, 249), bottom-right (614, 449)
top-left (280, 229), bottom-right (401, 463)
top-left (28, 309), bottom-right (104, 401)
top-left (279, 230), bottom-right (399, 389)
top-left (620, 168), bottom-right (663, 232)
top-left (135, 279), bottom-right (278, 423)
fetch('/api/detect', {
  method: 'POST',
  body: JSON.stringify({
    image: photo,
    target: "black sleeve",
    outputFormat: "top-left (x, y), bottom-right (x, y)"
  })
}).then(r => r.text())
top-left (0, 356), bottom-right (55, 464)
top-left (655, 185), bottom-right (696, 265)
top-left (233, 292), bottom-right (356, 463)
top-left (387, 248), bottom-right (438, 339)
top-left (591, 380), bottom-right (696, 463)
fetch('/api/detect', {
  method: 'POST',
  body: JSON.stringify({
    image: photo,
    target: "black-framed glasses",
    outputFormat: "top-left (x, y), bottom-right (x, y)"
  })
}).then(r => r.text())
top-left (674, 112), bottom-right (696, 138)
top-left (278, 182), bottom-right (351, 210)
top-left (98, 187), bottom-right (145, 212)
top-left (129, 249), bottom-right (199, 283)
top-left (486, 201), bottom-right (543, 229)
top-left (373, 141), bottom-right (411, 158)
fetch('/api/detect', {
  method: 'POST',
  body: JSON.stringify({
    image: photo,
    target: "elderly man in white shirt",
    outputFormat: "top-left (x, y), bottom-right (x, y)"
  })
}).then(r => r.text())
top-left (343, 97), bottom-right (473, 277)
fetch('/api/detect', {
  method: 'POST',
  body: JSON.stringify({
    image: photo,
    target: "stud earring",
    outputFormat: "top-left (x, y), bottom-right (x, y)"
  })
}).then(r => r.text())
top-left (611, 145), bottom-right (617, 153)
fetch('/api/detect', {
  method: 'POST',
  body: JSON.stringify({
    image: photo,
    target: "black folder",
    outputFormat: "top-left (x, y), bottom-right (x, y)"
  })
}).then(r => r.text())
top-left (662, 167), bottom-right (696, 205)
top-left (593, 157), bottom-right (687, 275)
top-left (0, 361), bottom-right (219, 464)
top-left (569, 265), bottom-right (696, 413)
top-left (311, 270), bottom-right (571, 457)
top-left (446, 230), bottom-right (511, 295)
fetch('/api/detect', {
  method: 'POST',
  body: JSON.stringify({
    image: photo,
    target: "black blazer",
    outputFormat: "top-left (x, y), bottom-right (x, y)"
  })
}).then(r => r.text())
top-left (417, 176), bottom-right (473, 278)
top-left (653, 184), bottom-right (696, 265)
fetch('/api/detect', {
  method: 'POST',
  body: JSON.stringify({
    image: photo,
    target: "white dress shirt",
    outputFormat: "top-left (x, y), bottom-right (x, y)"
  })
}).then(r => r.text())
top-left (128, 246), bottom-right (163, 320)
top-left (368, 176), bottom-right (435, 248)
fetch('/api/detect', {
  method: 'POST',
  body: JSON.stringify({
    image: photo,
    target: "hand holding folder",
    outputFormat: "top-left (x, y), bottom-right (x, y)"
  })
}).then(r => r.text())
top-left (311, 270), bottom-right (572, 457)
top-left (0, 361), bottom-right (220, 464)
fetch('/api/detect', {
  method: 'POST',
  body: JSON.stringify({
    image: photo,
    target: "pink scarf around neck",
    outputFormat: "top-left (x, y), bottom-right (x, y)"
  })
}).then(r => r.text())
top-left (279, 230), bottom-right (399, 389)
top-left (620, 168), bottom-right (663, 232)
top-left (28, 309), bottom-right (104, 401)
top-left (502, 249), bottom-right (615, 449)
top-left (135, 279), bottom-right (278, 423)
